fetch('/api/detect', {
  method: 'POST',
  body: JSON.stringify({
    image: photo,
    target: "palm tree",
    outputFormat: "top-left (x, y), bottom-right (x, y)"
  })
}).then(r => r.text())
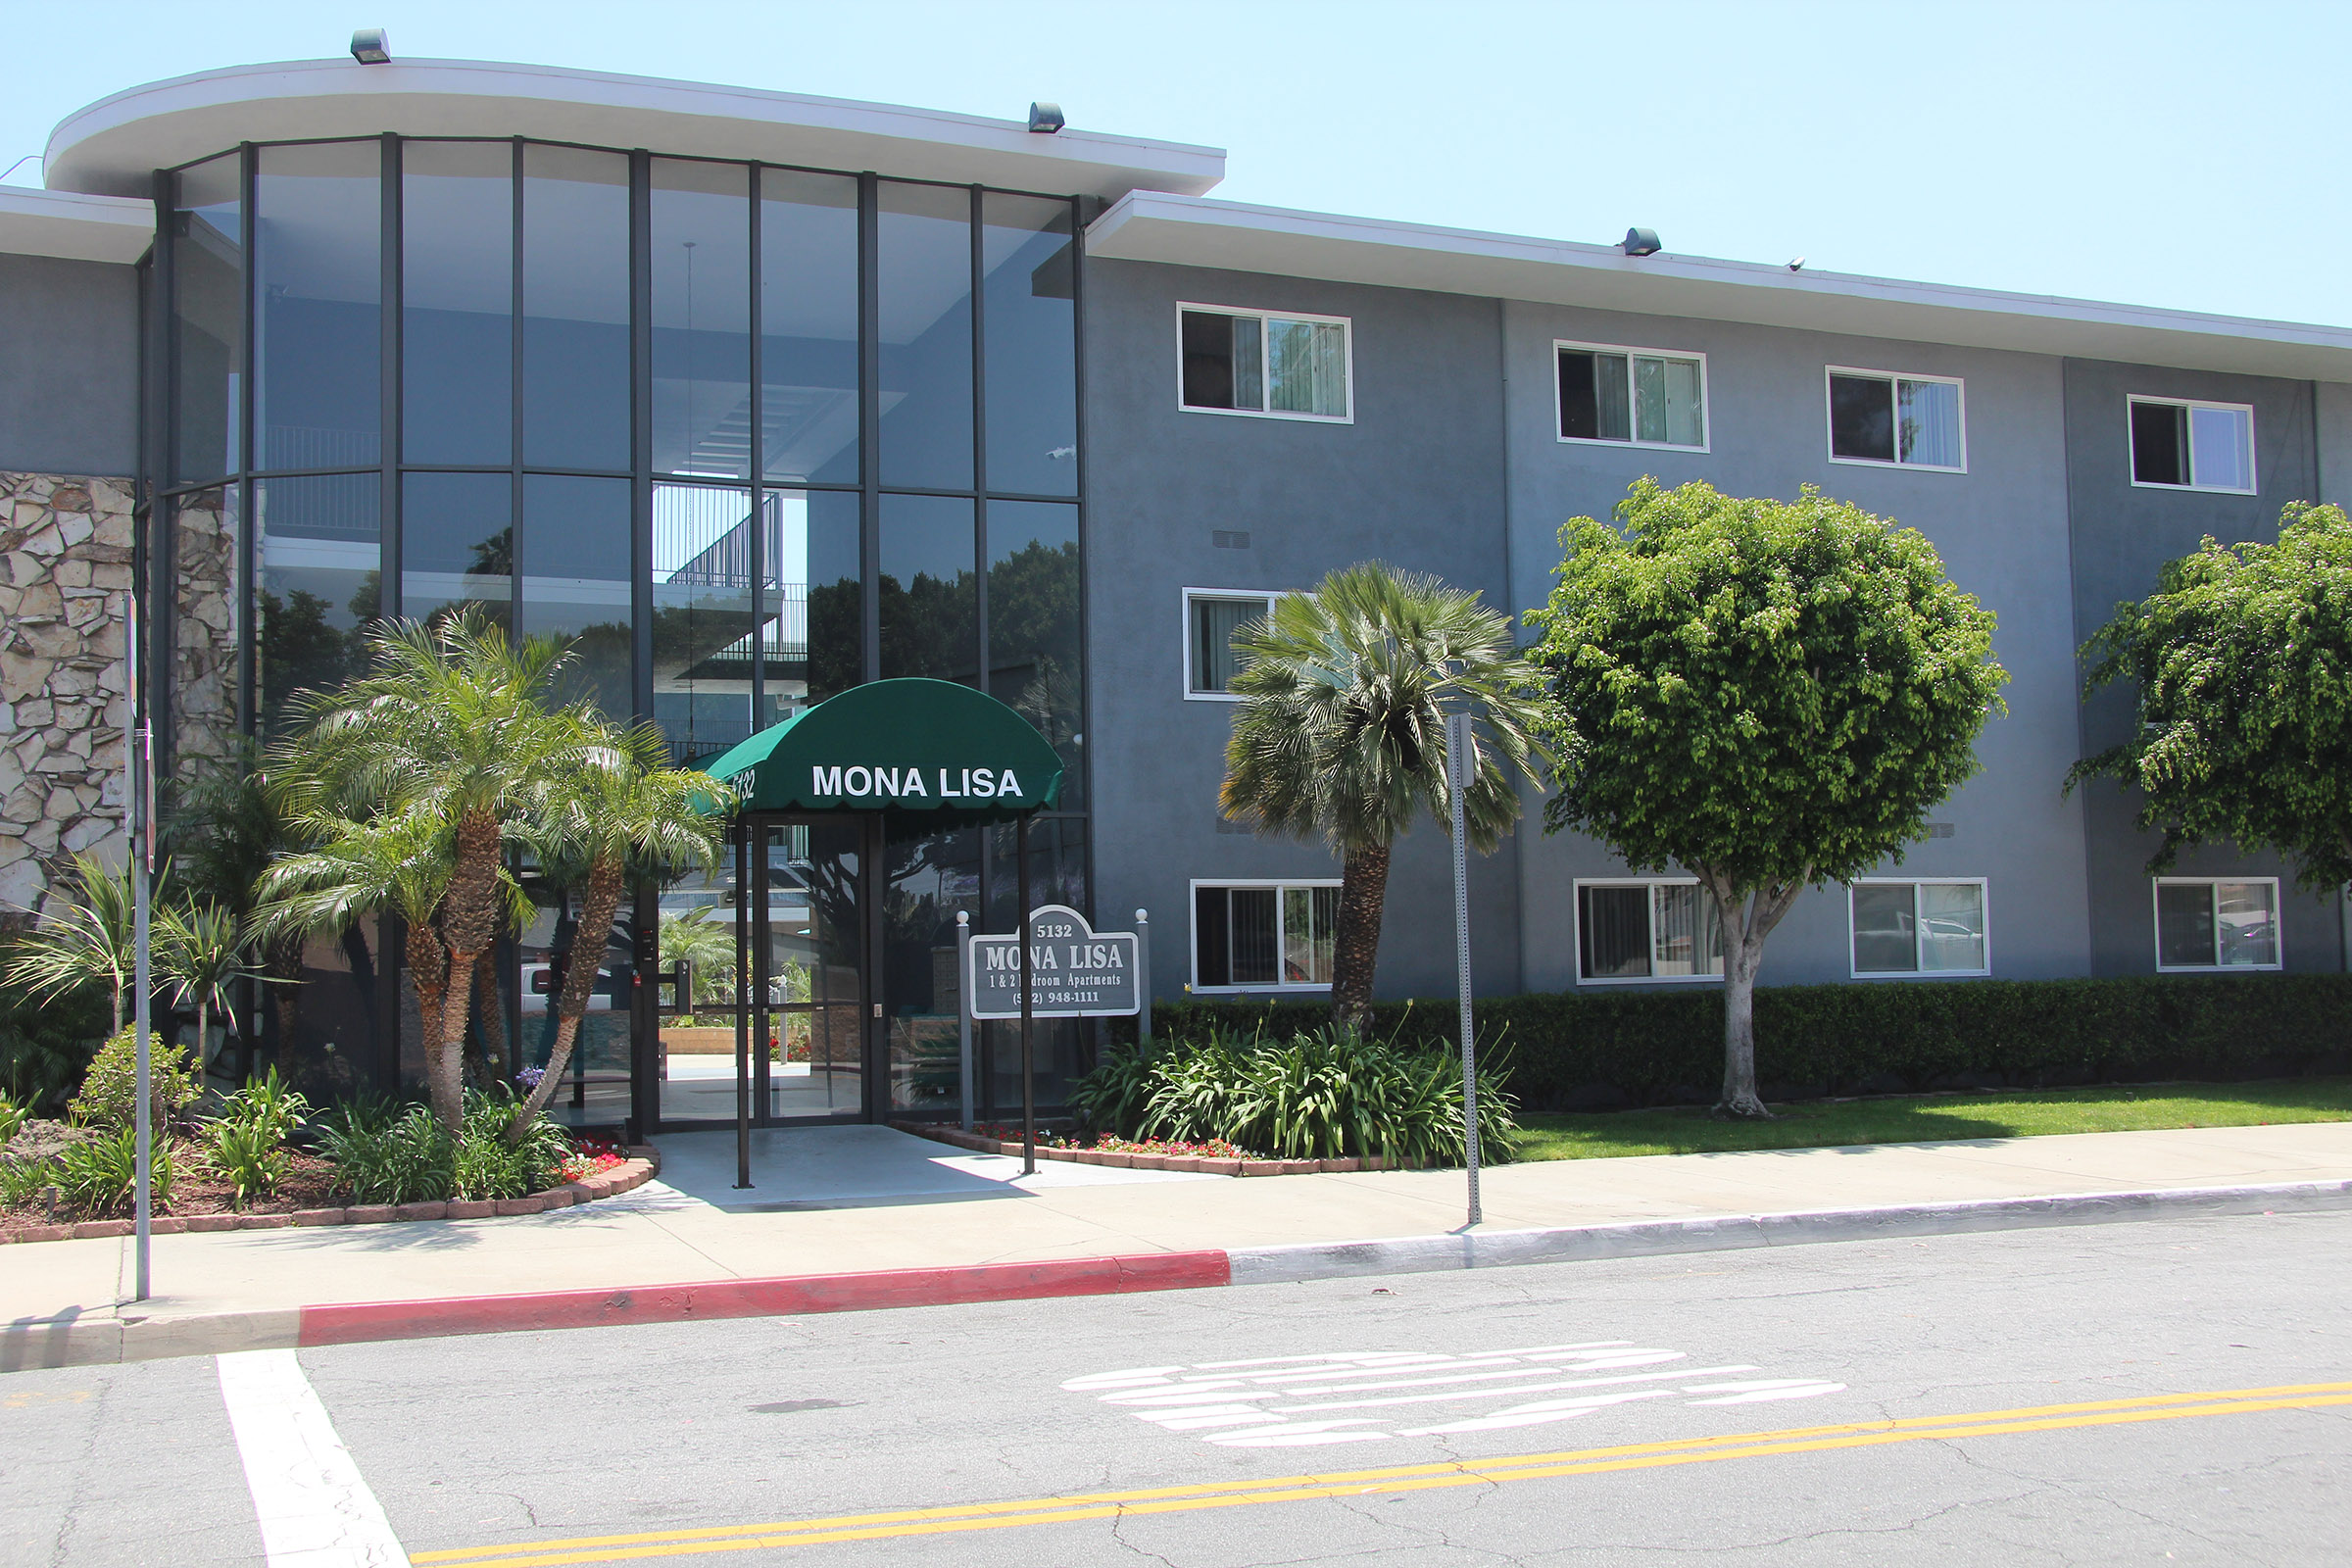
top-left (267, 610), bottom-right (594, 1130)
top-left (510, 722), bottom-right (730, 1139)
top-left (155, 902), bottom-right (262, 1074)
top-left (1221, 563), bottom-right (1546, 1028)
top-left (660, 906), bottom-right (738, 1010)
top-left (5, 851), bottom-right (150, 1034)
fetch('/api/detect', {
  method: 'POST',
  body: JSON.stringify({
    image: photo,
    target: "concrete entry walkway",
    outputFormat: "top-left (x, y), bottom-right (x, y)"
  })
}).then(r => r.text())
top-left (651, 1124), bottom-right (1220, 1210)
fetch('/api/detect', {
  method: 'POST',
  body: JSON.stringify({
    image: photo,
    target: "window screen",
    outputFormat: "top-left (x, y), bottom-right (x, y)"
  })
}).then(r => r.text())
top-left (1190, 595), bottom-right (1266, 694)
top-left (1182, 308), bottom-right (1346, 417)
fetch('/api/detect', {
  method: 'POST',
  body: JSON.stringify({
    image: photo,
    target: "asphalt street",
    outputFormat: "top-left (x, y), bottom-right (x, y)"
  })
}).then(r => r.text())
top-left (6, 1209), bottom-right (2351, 1566)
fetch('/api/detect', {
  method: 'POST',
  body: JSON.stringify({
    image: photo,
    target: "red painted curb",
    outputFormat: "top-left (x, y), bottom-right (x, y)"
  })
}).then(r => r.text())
top-left (296, 1250), bottom-right (1234, 1348)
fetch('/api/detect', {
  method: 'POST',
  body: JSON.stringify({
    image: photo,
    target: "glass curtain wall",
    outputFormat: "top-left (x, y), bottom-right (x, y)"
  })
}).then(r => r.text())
top-left (157, 134), bottom-right (1088, 1125)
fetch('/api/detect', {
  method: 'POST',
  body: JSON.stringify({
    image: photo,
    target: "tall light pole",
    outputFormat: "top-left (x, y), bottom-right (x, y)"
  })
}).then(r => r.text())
top-left (125, 591), bottom-right (154, 1299)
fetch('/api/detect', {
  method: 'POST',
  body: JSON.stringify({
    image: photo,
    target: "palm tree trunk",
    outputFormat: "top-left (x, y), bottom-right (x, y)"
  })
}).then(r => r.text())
top-left (428, 808), bottom-right (507, 1130)
top-left (1328, 842), bottom-right (1392, 1032)
top-left (404, 918), bottom-right (453, 1123)
top-left (470, 956), bottom-right (510, 1087)
top-left (511, 853), bottom-right (624, 1141)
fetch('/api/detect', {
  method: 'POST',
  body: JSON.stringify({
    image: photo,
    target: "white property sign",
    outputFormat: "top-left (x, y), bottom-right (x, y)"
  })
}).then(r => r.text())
top-left (966, 904), bottom-right (1141, 1019)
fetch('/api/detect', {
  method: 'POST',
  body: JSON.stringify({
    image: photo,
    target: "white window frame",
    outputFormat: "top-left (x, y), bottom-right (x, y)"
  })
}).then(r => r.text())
top-left (1552, 339), bottom-right (1712, 454)
top-left (1175, 302), bottom-right (1355, 424)
top-left (1182, 587), bottom-right (1281, 703)
top-left (2151, 876), bottom-right (2283, 972)
top-left (1824, 365), bottom-right (1969, 474)
top-left (1846, 877), bottom-right (1992, 980)
top-left (2126, 395), bottom-right (2258, 496)
top-left (1571, 877), bottom-right (1725, 987)
top-left (1188, 877), bottom-right (1343, 994)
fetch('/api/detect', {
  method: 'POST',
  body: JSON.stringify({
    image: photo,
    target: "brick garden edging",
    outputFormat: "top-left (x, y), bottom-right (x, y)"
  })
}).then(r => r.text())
top-left (0, 1148), bottom-right (662, 1246)
top-left (891, 1121), bottom-right (1396, 1176)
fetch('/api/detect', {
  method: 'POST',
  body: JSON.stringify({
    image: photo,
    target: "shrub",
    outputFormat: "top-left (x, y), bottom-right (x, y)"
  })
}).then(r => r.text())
top-left (1076, 1023), bottom-right (1519, 1167)
top-left (0, 1152), bottom-right (55, 1209)
top-left (69, 1028), bottom-right (204, 1132)
top-left (0, 1090), bottom-right (24, 1147)
top-left (318, 1102), bottom-right (454, 1206)
top-left (318, 1089), bottom-right (575, 1205)
top-left (0, 932), bottom-right (110, 1116)
top-left (208, 1117), bottom-right (289, 1208)
top-left (53, 1124), bottom-right (174, 1218)
top-left (1134, 974), bottom-right (2352, 1110)
top-left (214, 1067), bottom-right (312, 1146)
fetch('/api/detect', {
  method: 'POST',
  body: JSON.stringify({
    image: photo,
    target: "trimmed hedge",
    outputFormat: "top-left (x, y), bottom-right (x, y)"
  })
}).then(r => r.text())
top-left (1123, 976), bottom-right (2352, 1110)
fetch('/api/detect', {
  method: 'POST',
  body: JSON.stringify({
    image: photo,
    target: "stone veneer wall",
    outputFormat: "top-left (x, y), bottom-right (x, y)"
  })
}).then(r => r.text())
top-left (0, 471), bottom-right (132, 918)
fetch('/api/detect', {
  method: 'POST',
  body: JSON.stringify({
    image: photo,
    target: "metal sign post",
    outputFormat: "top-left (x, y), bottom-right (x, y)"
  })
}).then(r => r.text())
top-left (125, 591), bottom-right (153, 1299)
top-left (956, 910), bottom-right (974, 1130)
top-left (1135, 909), bottom-right (1152, 1047)
top-left (1016, 816), bottom-right (1035, 1176)
top-left (733, 815), bottom-right (752, 1191)
top-left (1446, 710), bottom-right (1481, 1229)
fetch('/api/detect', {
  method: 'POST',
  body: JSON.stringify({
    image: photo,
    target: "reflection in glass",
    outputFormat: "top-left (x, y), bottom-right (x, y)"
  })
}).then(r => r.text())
top-left (981, 194), bottom-right (1076, 496)
top-left (2156, 883), bottom-right (2214, 968)
top-left (765, 489), bottom-right (863, 717)
top-left (1282, 886), bottom-right (1341, 985)
top-left (171, 154), bottom-right (242, 487)
top-left (765, 819), bottom-right (863, 1120)
top-left (1917, 883), bottom-right (1985, 972)
top-left (652, 160), bottom-right (751, 479)
top-left (877, 181), bottom-right (972, 490)
top-left (169, 488), bottom-right (242, 782)
top-left (981, 815), bottom-right (1089, 1114)
top-left (402, 471), bottom-right (512, 629)
top-left (523, 144), bottom-right (630, 470)
top-left (1650, 884), bottom-right (1724, 977)
top-left (1851, 883), bottom-right (1917, 973)
top-left (760, 170), bottom-right (860, 485)
top-left (988, 500), bottom-right (1081, 807)
top-left (403, 142), bottom-right (513, 466)
top-left (276, 922), bottom-right (381, 1107)
top-left (880, 493), bottom-right (975, 684)
top-left (519, 874), bottom-right (633, 1128)
top-left (884, 823), bottom-right (980, 1111)
top-left (1577, 884), bottom-right (1650, 980)
top-left (652, 482), bottom-right (757, 760)
top-left (2216, 881), bottom-right (2278, 967)
top-left (256, 473), bottom-right (380, 735)
top-left (254, 141), bottom-right (380, 471)
top-left (520, 473), bottom-right (632, 717)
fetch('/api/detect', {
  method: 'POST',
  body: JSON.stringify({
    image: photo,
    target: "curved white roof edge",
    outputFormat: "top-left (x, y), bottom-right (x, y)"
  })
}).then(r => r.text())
top-left (47, 57), bottom-right (1227, 202)
top-left (1092, 192), bottom-right (2352, 382)
top-left (0, 185), bottom-right (152, 265)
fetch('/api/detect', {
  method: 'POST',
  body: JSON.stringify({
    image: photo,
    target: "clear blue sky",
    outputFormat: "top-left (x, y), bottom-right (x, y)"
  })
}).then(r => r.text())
top-left (5, 0), bottom-right (2344, 327)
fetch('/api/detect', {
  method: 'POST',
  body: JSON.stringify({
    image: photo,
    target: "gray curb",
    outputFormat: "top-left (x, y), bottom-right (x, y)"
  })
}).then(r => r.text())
top-left (1226, 1177), bottom-right (2352, 1286)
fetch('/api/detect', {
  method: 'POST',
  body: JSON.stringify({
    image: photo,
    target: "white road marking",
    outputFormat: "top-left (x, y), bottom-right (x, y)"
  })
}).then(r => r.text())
top-left (1065, 1343), bottom-right (1847, 1448)
top-left (217, 1349), bottom-right (410, 1568)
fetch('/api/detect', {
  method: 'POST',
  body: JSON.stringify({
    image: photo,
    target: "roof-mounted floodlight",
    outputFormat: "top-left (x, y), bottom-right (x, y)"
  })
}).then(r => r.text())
top-left (1621, 227), bottom-right (1661, 257)
top-left (1028, 102), bottom-right (1065, 134)
top-left (351, 28), bottom-right (391, 65)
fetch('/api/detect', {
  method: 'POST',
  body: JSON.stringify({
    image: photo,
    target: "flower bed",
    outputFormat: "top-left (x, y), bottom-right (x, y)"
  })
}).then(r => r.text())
top-left (0, 1130), bottom-right (662, 1245)
top-left (894, 1121), bottom-right (1396, 1176)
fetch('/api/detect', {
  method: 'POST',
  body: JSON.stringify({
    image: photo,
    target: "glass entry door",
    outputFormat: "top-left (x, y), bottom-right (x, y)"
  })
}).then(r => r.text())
top-left (755, 818), bottom-right (867, 1120)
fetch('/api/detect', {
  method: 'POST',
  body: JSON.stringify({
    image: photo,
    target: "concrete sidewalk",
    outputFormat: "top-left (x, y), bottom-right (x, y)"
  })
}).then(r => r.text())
top-left (8, 1120), bottom-right (2352, 1370)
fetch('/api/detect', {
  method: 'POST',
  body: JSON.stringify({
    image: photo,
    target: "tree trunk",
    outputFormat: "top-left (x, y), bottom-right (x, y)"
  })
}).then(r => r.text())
top-left (466, 954), bottom-right (509, 1089)
top-left (510, 853), bottom-right (624, 1142)
top-left (428, 808), bottom-right (508, 1131)
top-left (1697, 868), bottom-right (1808, 1121)
top-left (1328, 842), bottom-right (1392, 1032)
top-left (404, 916), bottom-right (452, 1126)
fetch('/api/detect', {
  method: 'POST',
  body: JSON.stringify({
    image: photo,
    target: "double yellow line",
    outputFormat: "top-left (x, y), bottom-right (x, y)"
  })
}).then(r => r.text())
top-left (416, 1381), bottom-right (2352, 1566)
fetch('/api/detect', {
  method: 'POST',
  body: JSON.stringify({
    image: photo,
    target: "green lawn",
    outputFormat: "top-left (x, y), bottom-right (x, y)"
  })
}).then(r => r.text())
top-left (1511, 1077), bottom-right (2352, 1161)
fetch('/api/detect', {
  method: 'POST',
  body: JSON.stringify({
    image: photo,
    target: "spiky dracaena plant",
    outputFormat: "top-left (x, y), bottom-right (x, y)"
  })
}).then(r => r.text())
top-left (510, 721), bottom-right (731, 1141)
top-left (1220, 563), bottom-right (1547, 1028)
top-left (263, 610), bottom-right (597, 1131)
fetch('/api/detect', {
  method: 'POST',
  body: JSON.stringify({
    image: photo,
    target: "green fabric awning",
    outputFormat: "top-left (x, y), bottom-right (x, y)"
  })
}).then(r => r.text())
top-left (692, 678), bottom-right (1064, 824)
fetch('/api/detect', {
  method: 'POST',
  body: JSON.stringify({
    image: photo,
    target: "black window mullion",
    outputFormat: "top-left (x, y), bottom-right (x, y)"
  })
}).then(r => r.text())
top-left (969, 184), bottom-right (989, 698)
top-left (1068, 194), bottom-right (1091, 903)
top-left (858, 172), bottom-right (880, 686)
top-left (630, 148), bottom-right (654, 726)
top-left (747, 163), bottom-right (765, 728)
top-left (509, 138), bottom-right (524, 633)
top-left (379, 133), bottom-right (402, 623)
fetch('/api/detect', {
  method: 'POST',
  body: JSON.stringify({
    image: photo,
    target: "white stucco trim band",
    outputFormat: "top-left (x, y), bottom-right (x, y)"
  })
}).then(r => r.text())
top-left (1089, 192), bottom-right (2352, 381)
top-left (46, 58), bottom-right (1227, 203)
top-left (0, 185), bottom-right (153, 264)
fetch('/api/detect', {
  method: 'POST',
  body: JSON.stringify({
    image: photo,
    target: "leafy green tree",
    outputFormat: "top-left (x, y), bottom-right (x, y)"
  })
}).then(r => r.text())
top-left (262, 612), bottom-right (596, 1131)
top-left (512, 723), bottom-right (730, 1139)
top-left (1527, 480), bottom-right (2007, 1117)
top-left (1221, 563), bottom-right (1547, 1028)
top-left (2070, 502), bottom-right (2352, 889)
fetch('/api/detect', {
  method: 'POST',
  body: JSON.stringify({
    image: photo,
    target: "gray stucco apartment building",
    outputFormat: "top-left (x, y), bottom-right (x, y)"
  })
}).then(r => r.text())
top-left (4, 49), bottom-right (2350, 1134)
